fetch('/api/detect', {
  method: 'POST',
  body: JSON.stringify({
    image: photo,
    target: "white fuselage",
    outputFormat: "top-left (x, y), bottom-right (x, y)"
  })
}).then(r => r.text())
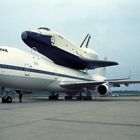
top-left (0, 46), bottom-right (102, 92)
top-left (30, 28), bottom-right (98, 60)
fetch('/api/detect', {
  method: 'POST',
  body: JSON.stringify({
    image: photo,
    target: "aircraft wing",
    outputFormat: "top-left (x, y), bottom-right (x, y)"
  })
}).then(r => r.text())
top-left (108, 80), bottom-right (140, 87)
top-left (60, 80), bottom-right (140, 89)
top-left (60, 81), bottom-right (105, 89)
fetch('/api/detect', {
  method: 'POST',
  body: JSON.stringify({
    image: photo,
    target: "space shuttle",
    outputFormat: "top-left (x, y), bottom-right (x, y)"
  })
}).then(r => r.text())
top-left (21, 27), bottom-right (118, 70)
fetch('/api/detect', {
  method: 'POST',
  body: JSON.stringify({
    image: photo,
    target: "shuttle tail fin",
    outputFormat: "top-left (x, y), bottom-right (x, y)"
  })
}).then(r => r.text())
top-left (80, 34), bottom-right (91, 48)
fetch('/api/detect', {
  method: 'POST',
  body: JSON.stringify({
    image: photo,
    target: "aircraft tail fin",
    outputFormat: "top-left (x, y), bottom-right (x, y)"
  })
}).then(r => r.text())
top-left (96, 67), bottom-right (106, 77)
top-left (96, 57), bottom-right (107, 77)
top-left (80, 34), bottom-right (91, 48)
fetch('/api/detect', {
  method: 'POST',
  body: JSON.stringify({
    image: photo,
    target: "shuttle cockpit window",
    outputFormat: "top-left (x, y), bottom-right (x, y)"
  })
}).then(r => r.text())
top-left (38, 27), bottom-right (51, 31)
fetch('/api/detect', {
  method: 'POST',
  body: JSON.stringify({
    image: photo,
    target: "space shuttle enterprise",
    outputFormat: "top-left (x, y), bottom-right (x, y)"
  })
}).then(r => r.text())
top-left (21, 27), bottom-right (118, 70)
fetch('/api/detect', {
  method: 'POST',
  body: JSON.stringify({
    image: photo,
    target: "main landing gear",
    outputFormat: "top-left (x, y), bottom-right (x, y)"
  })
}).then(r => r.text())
top-left (49, 93), bottom-right (59, 100)
top-left (65, 92), bottom-right (74, 100)
top-left (65, 91), bottom-right (92, 101)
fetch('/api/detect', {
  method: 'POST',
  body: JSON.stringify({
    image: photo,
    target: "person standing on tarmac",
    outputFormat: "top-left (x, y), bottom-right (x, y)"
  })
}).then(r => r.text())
top-left (19, 93), bottom-right (23, 103)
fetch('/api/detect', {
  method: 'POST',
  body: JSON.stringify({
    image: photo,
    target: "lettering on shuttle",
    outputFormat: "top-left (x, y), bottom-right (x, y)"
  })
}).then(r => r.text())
top-left (51, 37), bottom-right (55, 45)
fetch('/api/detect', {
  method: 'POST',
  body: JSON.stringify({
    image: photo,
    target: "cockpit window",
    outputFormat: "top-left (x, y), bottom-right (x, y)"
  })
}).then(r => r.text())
top-left (38, 27), bottom-right (51, 31)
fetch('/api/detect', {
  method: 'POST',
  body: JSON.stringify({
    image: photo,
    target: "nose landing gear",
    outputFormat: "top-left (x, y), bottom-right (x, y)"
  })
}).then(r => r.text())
top-left (2, 96), bottom-right (13, 103)
top-left (1, 87), bottom-right (15, 103)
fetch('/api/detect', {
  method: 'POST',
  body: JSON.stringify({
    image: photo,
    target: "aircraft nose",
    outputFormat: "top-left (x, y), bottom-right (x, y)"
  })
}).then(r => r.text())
top-left (21, 31), bottom-right (28, 40)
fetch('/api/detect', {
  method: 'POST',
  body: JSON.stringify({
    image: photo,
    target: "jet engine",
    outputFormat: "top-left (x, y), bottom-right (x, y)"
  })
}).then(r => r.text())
top-left (96, 83), bottom-right (111, 96)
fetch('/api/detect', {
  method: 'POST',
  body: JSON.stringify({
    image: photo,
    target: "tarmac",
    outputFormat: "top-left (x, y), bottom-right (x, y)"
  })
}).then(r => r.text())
top-left (0, 96), bottom-right (140, 140)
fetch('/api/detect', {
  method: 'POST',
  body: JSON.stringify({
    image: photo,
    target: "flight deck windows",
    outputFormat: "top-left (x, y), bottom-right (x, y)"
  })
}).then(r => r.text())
top-left (38, 27), bottom-right (51, 31)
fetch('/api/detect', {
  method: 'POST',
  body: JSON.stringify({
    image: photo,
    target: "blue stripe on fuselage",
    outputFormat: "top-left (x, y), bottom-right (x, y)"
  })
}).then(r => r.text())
top-left (0, 64), bottom-right (92, 81)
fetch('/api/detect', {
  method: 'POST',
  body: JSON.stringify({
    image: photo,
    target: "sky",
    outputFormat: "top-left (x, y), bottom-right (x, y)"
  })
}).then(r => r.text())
top-left (0, 0), bottom-right (140, 90)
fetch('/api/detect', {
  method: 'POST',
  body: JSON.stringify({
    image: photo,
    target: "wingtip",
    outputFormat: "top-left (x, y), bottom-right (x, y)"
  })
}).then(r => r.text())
top-left (107, 61), bottom-right (119, 67)
top-left (115, 62), bottom-right (119, 65)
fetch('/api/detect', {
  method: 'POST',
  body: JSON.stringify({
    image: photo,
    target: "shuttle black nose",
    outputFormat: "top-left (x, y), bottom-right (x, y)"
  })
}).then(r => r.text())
top-left (21, 31), bottom-right (28, 40)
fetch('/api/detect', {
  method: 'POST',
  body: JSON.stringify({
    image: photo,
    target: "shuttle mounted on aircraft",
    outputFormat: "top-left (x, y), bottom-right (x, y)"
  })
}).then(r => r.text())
top-left (21, 27), bottom-right (118, 70)
top-left (0, 27), bottom-right (140, 103)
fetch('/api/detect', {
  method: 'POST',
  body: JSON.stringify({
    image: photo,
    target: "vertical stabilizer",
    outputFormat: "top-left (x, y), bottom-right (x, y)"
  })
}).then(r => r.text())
top-left (80, 34), bottom-right (91, 48)
top-left (96, 57), bottom-right (107, 77)
top-left (96, 67), bottom-right (106, 77)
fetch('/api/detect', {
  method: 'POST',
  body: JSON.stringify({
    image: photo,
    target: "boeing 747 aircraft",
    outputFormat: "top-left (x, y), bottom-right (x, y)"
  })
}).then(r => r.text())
top-left (0, 27), bottom-right (140, 103)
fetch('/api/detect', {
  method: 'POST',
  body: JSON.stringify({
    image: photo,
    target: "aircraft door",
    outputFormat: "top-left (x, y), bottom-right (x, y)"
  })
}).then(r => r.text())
top-left (24, 64), bottom-right (30, 76)
top-left (32, 47), bottom-right (39, 66)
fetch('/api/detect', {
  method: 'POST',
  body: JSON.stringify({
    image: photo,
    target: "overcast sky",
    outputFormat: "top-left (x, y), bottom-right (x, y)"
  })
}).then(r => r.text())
top-left (0, 0), bottom-right (140, 90)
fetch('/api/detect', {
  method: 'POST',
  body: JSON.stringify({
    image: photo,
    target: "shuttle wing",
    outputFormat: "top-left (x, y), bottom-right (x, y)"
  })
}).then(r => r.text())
top-left (80, 58), bottom-right (118, 69)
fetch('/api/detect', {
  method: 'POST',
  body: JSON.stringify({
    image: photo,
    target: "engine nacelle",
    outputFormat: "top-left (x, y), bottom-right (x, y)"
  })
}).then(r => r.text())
top-left (96, 83), bottom-right (111, 96)
top-left (81, 48), bottom-right (98, 59)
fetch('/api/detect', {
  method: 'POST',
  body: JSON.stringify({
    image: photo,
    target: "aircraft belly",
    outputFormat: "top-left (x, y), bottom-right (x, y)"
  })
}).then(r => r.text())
top-left (0, 68), bottom-right (82, 92)
top-left (0, 74), bottom-right (62, 91)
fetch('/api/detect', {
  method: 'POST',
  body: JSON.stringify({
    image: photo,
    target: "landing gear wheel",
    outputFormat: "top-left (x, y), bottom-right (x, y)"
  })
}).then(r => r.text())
top-left (6, 96), bottom-right (12, 103)
top-left (49, 93), bottom-right (59, 100)
top-left (1, 96), bottom-right (13, 103)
